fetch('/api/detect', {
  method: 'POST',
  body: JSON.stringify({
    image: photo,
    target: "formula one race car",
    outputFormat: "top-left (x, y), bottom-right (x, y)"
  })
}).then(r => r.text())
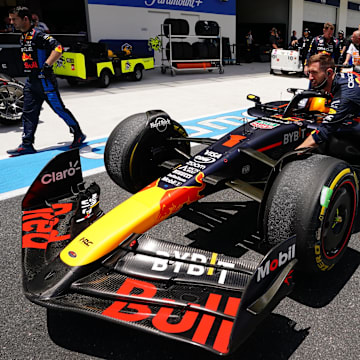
top-left (21, 88), bottom-right (359, 355)
top-left (0, 73), bottom-right (24, 124)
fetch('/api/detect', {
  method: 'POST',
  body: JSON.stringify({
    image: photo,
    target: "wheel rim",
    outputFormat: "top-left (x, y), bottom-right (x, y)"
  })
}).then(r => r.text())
top-left (135, 69), bottom-right (141, 80)
top-left (104, 74), bottom-right (110, 86)
top-left (321, 181), bottom-right (356, 259)
top-left (0, 84), bottom-right (23, 120)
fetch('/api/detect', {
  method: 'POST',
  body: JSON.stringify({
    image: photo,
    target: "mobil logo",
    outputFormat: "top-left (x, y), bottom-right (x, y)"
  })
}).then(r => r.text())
top-left (256, 243), bottom-right (296, 282)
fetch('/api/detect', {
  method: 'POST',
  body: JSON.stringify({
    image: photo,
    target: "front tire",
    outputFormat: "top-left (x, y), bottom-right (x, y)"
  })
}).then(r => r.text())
top-left (104, 111), bottom-right (190, 193)
top-left (263, 155), bottom-right (357, 273)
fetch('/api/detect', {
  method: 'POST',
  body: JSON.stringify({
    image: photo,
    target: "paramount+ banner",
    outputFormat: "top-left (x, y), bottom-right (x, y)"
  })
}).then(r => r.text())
top-left (88, 0), bottom-right (236, 15)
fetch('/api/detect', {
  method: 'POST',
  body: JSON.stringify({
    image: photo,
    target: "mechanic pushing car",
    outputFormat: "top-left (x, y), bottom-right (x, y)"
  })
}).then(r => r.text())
top-left (7, 6), bottom-right (86, 156)
top-left (297, 53), bottom-right (360, 149)
top-left (303, 22), bottom-right (340, 76)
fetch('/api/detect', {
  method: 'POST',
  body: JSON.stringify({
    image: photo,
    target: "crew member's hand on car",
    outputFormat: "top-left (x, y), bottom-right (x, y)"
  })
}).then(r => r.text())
top-left (296, 134), bottom-right (318, 150)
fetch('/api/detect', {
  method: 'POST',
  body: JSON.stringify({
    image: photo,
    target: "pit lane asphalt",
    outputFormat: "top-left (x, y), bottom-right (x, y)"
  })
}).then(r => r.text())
top-left (1, 64), bottom-right (359, 359)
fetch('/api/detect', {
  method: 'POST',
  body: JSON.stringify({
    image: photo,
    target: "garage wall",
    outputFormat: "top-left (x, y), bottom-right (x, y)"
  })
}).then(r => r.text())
top-left (303, 2), bottom-right (337, 24)
top-left (88, 0), bottom-right (236, 66)
top-left (87, 2), bottom-right (236, 66)
top-left (88, 5), bottom-right (235, 42)
top-left (347, 9), bottom-right (360, 28)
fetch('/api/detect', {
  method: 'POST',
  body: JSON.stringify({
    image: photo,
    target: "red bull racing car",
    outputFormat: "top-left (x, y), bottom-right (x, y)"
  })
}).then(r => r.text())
top-left (21, 88), bottom-right (359, 355)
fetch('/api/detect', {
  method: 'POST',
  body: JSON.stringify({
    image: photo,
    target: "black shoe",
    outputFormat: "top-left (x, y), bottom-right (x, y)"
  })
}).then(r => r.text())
top-left (7, 143), bottom-right (37, 156)
top-left (70, 132), bottom-right (86, 148)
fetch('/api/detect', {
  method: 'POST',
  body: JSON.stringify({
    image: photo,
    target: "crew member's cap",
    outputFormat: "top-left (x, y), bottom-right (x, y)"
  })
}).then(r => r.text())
top-left (338, 30), bottom-right (344, 35)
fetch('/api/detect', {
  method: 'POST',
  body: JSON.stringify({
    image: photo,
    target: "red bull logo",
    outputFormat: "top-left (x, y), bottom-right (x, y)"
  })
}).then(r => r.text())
top-left (22, 53), bottom-right (33, 62)
top-left (157, 172), bottom-right (205, 221)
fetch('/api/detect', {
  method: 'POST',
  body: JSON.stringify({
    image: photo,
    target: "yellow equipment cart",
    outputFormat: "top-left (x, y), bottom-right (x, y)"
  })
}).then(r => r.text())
top-left (54, 41), bottom-right (154, 87)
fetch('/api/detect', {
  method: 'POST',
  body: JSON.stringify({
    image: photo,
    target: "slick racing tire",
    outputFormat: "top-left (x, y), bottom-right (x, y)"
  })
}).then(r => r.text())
top-left (0, 81), bottom-right (24, 124)
top-left (263, 155), bottom-right (357, 273)
top-left (104, 111), bottom-right (190, 193)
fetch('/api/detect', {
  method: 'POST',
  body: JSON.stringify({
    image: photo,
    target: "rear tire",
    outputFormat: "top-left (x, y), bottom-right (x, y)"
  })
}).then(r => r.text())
top-left (67, 78), bottom-right (79, 87)
top-left (263, 155), bottom-right (357, 273)
top-left (131, 65), bottom-right (143, 81)
top-left (104, 111), bottom-right (190, 193)
top-left (98, 70), bottom-right (111, 88)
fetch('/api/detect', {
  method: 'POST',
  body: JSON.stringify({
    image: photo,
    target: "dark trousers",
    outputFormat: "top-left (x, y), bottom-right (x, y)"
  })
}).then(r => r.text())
top-left (22, 75), bottom-right (81, 144)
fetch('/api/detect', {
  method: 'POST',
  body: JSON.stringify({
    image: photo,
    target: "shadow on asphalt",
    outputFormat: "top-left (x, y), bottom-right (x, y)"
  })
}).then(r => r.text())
top-left (290, 248), bottom-right (360, 308)
top-left (47, 309), bottom-right (309, 360)
top-left (182, 200), bottom-right (360, 309)
top-left (45, 198), bottom-right (359, 359)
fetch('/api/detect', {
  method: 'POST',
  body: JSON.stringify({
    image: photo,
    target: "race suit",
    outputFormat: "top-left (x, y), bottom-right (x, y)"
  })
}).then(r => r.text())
top-left (311, 72), bottom-right (360, 143)
top-left (305, 35), bottom-right (341, 65)
top-left (20, 26), bottom-right (81, 145)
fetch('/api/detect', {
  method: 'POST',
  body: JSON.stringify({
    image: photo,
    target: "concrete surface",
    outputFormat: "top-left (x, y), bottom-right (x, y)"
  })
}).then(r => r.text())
top-left (0, 63), bottom-right (308, 158)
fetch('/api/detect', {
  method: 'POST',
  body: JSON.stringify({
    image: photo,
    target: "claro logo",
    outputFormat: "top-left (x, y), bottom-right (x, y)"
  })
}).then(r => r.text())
top-left (256, 244), bottom-right (295, 282)
top-left (41, 161), bottom-right (81, 185)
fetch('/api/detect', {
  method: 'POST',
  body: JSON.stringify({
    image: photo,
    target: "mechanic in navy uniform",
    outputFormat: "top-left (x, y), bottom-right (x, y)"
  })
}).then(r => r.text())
top-left (297, 53), bottom-right (360, 150)
top-left (303, 22), bottom-right (340, 76)
top-left (291, 28), bottom-right (313, 68)
top-left (7, 6), bottom-right (86, 156)
top-left (337, 30), bottom-right (347, 63)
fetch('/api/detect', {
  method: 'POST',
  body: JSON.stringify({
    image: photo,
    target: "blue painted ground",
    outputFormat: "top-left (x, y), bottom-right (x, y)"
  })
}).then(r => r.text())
top-left (0, 108), bottom-right (251, 198)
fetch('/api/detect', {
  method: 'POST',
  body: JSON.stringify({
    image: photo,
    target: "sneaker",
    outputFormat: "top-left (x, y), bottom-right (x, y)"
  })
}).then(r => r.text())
top-left (7, 143), bottom-right (37, 156)
top-left (70, 133), bottom-right (86, 149)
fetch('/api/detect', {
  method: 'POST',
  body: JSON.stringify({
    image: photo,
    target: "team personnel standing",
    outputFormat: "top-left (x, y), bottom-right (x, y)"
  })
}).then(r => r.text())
top-left (291, 28), bottom-right (313, 67)
top-left (7, 6), bottom-right (86, 156)
top-left (297, 54), bottom-right (360, 149)
top-left (32, 13), bottom-right (50, 33)
top-left (343, 30), bottom-right (360, 66)
top-left (337, 30), bottom-right (347, 63)
top-left (269, 28), bottom-right (280, 49)
top-left (304, 22), bottom-right (340, 75)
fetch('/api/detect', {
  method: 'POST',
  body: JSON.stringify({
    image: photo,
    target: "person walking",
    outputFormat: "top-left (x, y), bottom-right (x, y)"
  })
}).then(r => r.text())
top-left (304, 22), bottom-right (340, 75)
top-left (7, 6), bottom-right (86, 156)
